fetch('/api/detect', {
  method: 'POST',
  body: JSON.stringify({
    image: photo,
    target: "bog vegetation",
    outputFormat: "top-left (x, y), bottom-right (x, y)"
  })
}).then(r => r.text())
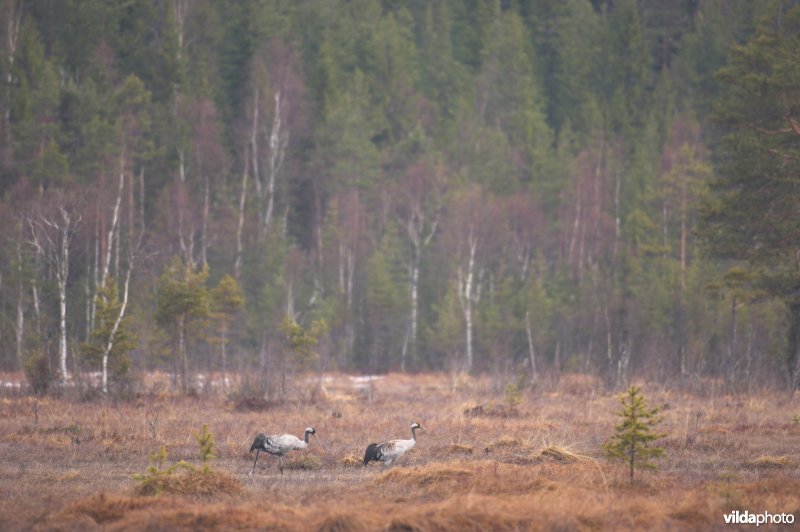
top-left (0, 373), bottom-right (798, 530)
top-left (1, 1), bottom-right (800, 398)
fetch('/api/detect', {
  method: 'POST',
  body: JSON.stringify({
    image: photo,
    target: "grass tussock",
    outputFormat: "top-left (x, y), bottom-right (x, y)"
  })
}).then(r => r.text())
top-left (463, 403), bottom-right (519, 418)
top-left (375, 462), bottom-right (473, 487)
top-left (284, 454), bottom-right (321, 471)
top-left (539, 445), bottom-right (589, 464)
top-left (133, 465), bottom-right (242, 496)
top-left (232, 397), bottom-right (284, 412)
top-left (485, 436), bottom-right (522, 451)
top-left (315, 510), bottom-right (385, 532)
top-left (67, 493), bottom-right (159, 524)
top-left (339, 454), bottom-right (362, 467)
top-left (64, 495), bottom-right (305, 530)
top-left (446, 443), bottom-right (474, 455)
top-left (748, 454), bottom-right (793, 469)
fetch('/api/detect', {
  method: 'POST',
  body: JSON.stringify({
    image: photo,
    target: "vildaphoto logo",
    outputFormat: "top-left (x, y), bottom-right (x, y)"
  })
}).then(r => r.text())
top-left (723, 510), bottom-right (794, 526)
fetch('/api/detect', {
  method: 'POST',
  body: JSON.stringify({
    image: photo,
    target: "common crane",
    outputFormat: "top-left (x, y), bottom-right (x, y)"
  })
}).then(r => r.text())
top-left (363, 422), bottom-right (425, 468)
top-left (249, 427), bottom-right (318, 475)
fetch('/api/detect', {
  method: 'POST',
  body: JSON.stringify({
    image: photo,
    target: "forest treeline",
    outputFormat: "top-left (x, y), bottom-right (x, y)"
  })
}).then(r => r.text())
top-left (0, 0), bottom-right (797, 397)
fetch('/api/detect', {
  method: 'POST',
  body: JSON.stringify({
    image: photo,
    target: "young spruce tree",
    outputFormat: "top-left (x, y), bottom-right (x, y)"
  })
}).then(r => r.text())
top-left (603, 385), bottom-right (666, 484)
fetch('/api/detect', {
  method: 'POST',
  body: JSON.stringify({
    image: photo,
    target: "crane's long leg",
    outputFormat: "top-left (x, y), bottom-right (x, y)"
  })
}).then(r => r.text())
top-left (250, 450), bottom-right (260, 474)
top-left (279, 456), bottom-right (284, 475)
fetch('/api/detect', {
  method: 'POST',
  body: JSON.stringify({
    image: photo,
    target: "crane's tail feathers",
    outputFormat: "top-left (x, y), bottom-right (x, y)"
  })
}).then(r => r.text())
top-left (364, 443), bottom-right (381, 466)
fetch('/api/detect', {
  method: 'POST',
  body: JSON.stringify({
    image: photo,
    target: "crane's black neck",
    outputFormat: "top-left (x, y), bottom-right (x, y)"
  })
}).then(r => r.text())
top-left (411, 426), bottom-right (418, 441)
top-left (304, 429), bottom-right (312, 443)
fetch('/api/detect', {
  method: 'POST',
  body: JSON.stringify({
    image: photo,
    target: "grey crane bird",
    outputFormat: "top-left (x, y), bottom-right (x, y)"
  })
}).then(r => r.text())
top-left (363, 422), bottom-right (425, 468)
top-left (249, 427), bottom-right (318, 475)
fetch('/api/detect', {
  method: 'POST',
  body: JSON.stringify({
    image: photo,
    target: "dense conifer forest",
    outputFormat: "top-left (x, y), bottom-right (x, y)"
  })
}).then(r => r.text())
top-left (1, 0), bottom-right (798, 396)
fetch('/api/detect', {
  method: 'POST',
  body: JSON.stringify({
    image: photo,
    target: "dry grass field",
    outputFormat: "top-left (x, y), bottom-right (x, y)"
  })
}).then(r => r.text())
top-left (1, 372), bottom-right (799, 531)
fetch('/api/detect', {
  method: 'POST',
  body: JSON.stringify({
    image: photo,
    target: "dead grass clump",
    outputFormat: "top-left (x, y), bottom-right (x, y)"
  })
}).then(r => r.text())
top-left (485, 436), bottom-right (522, 451)
top-left (43, 469), bottom-right (81, 482)
top-left (385, 493), bottom-right (543, 532)
top-left (339, 454), bottom-right (362, 468)
top-left (67, 493), bottom-right (157, 524)
top-left (539, 445), bottom-right (587, 464)
top-left (748, 454), bottom-right (793, 469)
top-left (315, 510), bottom-right (382, 532)
top-left (284, 454), bottom-right (321, 471)
top-left (446, 443), bottom-right (474, 455)
top-left (376, 463), bottom-right (473, 487)
top-left (232, 397), bottom-right (283, 411)
top-left (463, 403), bottom-right (519, 418)
top-left (66, 496), bottom-right (304, 530)
top-left (133, 466), bottom-right (242, 496)
top-left (668, 496), bottom-right (716, 529)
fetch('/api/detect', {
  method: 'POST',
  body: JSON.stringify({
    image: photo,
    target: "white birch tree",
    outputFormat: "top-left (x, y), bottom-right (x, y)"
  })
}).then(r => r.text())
top-left (28, 201), bottom-right (82, 386)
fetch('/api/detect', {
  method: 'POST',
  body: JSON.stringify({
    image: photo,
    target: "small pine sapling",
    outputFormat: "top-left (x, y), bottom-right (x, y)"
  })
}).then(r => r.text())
top-left (133, 425), bottom-right (232, 495)
top-left (603, 385), bottom-right (666, 484)
top-left (194, 424), bottom-right (216, 473)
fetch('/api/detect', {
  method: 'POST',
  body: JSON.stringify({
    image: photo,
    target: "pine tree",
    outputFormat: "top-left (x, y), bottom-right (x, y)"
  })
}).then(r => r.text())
top-left (603, 385), bottom-right (666, 484)
top-left (155, 257), bottom-right (210, 394)
top-left (81, 276), bottom-right (137, 395)
top-left (700, 2), bottom-right (800, 389)
top-left (278, 315), bottom-right (327, 398)
top-left (210, 274), bottom-right (244, 390)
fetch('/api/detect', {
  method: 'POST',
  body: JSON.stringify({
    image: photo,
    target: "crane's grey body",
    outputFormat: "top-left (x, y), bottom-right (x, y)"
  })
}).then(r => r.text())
top-left (250, 427), bottom-right (316, 474)
top-left (364, 422), bottom-right (425, 467)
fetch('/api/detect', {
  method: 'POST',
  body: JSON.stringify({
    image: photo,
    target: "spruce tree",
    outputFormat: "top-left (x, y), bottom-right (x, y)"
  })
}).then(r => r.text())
top-left (603, 385), bottom-right (666, 484)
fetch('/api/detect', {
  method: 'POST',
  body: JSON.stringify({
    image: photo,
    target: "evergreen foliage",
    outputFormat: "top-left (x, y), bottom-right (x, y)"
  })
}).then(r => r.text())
top-left (81, 277), bottom-right (137, 391)
top-left (155, 258), bottom-right (210, 393)
top-left (193, 423), bottom-right (217, 470)
top-left (603, 385), bottom-right (666, 484)
top-left (0, 0), bottom-right (792, 393)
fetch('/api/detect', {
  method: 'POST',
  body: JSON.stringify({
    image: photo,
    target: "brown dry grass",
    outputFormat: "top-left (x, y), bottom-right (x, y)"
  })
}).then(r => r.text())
top-left (1, 371), bottom-right (799, 531)
top-left (133, 466), bottom-right (243, 496)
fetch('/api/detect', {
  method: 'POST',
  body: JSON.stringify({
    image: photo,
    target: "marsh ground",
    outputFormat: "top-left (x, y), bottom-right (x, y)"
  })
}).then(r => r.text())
top-left (1, 372), bottom-right (798, 530)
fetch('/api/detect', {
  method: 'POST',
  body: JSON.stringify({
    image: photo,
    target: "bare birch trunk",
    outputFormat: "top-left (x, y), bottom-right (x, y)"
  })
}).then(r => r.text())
top-left (604, 305), bottom-right (613, 389)
top-left (4, 1), bottom-right (21, 126)
top-left (568, 187), bottom-right (581, 270)
top-left (404, 259), bottom-right (419, 372)
top-left (15, 276), bottom-right (24, 369)
top-left (101, 260), bottom-right (132, 395)
top-left (85, 259), bottom-right (91, 341)
top-left (100, 154), bottom-right (125, 289)
top-left (138, 167), bottom-right (146, 242)
top-left (617, 328), bottom-right (630, 388)
top-left (234, 146), bottom-right (249, 279)
top-left (728, 295), bottom-right (738, 386)
top-left (525, 311), bottom-right (537, 386)
top-left (171, 0), bottom-right (187, 115)
top-left (457, 233), bottom-right (477, 372)
top-left (31, 274), bottom-right (40, 336)
top-left (250, 89), bottom-right (262, 199)
top-left (403, 209), bottom-right (438, 372)
top-left (264, 90), bottom-right (288, 233)
top-left (201, 170), bottom-right (209, 267)
top-left (680, 179), bottom-right (687, 291)
top-left (15, 220), bottom-right (24, 369)
top-left (179, 314), bottom-right (188, 393)
top-left (56, 210), bottom-right (72, 386)
top-left (220, 321), bottom-right (227, 392)
top-left (614, 169), bottom-right (621, 257)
